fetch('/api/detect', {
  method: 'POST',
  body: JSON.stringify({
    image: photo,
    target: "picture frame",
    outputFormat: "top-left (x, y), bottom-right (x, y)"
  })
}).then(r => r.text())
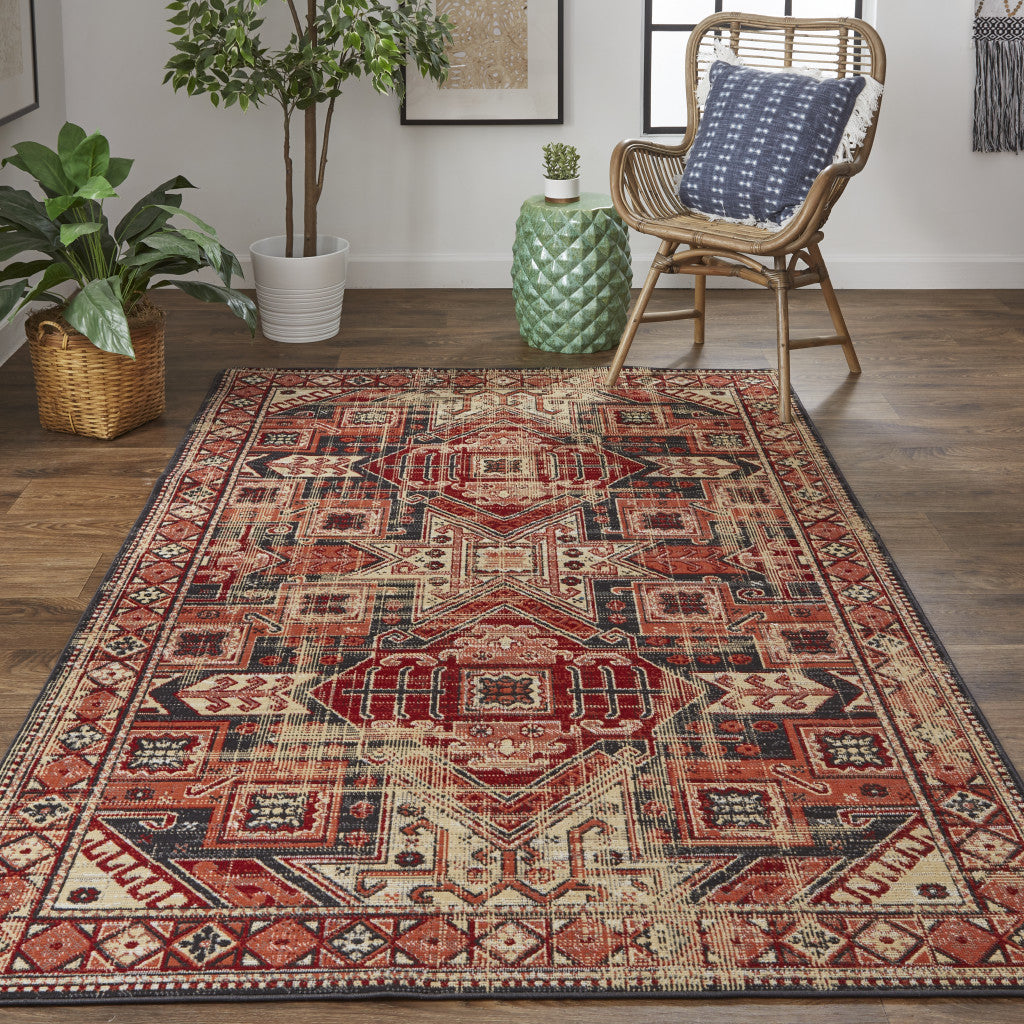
top-left (0, 0), bottom-right (38, 127)
top-left (402, 0), bottom-right (563, 126)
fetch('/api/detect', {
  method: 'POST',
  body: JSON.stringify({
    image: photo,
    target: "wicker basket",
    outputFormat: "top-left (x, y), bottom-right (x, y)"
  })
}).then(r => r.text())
top-left (26, 298), bottom-right (166, 440)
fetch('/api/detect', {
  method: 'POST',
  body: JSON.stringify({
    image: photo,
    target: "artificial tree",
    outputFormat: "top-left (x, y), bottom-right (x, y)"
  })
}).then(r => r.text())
top-left (164, 0), bottom-right (452, 258)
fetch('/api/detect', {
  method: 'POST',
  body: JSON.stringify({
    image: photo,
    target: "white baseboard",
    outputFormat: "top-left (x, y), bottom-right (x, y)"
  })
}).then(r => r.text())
top-left (3, 254), bottom-right (1021, 368)
top-left (344, 254), bottom-right (512, 290)
top-left (233, 253), bottom-right (1024, 291)
top-left (811, 255), bottom-right (1024, 290)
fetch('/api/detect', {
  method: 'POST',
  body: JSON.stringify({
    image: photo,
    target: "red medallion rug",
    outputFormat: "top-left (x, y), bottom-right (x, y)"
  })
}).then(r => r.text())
top-left (2, 367), bottom-right (1023, 1004)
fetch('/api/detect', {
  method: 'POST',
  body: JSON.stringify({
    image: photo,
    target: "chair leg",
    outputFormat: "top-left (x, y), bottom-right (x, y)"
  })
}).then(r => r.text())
top-left (774, 281), bottom-right (793, 424)
top-left (604, 240), bottom-right (675, 388)
top-left (693, 273), bottom-right (706, 345)
top-left (809, 242), bottom-right (861, 374)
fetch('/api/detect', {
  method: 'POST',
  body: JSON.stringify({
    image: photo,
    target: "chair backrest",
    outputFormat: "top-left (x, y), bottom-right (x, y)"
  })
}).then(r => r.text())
top-left (683, 12), bottom-right (886, 172)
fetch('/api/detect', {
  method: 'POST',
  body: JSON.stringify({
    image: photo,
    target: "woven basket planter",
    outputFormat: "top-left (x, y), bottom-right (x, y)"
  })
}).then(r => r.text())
top-left (26, 298), bottom-right (166, 440)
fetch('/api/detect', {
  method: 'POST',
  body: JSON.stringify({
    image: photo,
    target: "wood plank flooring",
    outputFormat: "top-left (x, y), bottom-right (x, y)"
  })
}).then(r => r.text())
top-left (0, 287), bottom-right (1022, 1023)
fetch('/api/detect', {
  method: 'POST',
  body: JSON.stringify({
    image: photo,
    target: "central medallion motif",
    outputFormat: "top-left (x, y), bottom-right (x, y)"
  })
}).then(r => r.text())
top-left (311, 615), bottom-right (704, 829)
top-left (369, 419), bottom-right (644, 532)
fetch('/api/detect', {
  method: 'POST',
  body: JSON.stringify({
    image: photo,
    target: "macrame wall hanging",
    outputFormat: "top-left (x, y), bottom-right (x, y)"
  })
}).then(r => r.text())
top-left (974, 1), bottom-right (1024, 151)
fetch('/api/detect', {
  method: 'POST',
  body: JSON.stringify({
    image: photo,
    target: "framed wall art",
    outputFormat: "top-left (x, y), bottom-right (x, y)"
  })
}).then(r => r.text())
top-left (0, 0), bottom-right (38, 127)
top-left (402, 0), bottom-right (563, 125)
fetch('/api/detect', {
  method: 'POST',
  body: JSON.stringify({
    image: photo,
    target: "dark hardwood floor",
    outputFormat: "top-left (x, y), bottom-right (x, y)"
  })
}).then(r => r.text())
top-left (0, 287), bottom-right (1021, 1023)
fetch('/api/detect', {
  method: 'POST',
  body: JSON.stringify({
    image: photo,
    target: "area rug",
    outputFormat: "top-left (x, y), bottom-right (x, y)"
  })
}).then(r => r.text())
top-left (2, 367), bottom-right (1023, 1005)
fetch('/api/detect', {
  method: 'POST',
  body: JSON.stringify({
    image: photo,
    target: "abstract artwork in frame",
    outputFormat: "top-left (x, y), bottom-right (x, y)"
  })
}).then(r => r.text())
top-left (0, 0), bottom-right (37, 127)
top-left (402, 0), bottom-right (563, 125)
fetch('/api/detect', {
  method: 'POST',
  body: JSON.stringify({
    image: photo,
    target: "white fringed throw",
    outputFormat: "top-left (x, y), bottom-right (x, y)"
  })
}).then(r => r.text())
top-left (974, 1), bottom-right (1024, 152)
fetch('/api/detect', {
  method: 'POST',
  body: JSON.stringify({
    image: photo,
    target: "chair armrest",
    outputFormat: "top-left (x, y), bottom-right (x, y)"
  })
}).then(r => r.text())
top-left (829, 159), bottom-right (861, 177)
top-left (609, 140), bottom-right (866, 252)
top-left (779, 157), bottom-right (864, 246)
top-left (614, 137), bottom-right (690, 163)
top-left (610, 138), bottom-right (690, 230)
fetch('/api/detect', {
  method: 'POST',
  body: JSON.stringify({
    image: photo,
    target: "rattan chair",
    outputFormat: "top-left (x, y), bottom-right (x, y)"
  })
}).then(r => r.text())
top-left (605, 12), bottom-right (886, 421)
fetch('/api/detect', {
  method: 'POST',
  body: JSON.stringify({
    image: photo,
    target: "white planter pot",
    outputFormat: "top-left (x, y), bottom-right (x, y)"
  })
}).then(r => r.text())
top-left (544, 177), bottom-right (581, 204)
top-left (249, 235), bottom-right (350, 344)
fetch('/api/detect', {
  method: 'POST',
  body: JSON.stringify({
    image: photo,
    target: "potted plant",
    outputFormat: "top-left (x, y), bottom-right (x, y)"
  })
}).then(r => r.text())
top-left (0, 123), bottom-right (255, 439)
top-left (164, 0), bottom-right (453, 344)
top-left (542, 142), bottom-right (580, 204)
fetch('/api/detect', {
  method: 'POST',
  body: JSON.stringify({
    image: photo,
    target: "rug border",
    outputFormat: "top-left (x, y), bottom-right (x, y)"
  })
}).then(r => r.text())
top-left (0, 370), bottom-right (231, 780)
top-left (2, 366), bottom-right (1022, 1006)
top-left (788, 378), bottom-right (1024, 813)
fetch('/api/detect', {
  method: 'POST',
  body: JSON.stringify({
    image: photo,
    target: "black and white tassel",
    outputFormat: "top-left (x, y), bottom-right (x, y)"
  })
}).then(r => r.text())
top-left (974, 16), bottom-right (1024, 153)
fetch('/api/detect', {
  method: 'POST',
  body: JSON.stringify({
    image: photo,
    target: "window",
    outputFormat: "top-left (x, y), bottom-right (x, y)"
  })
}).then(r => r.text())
top-left (644, 1), bottom-right (866, 134)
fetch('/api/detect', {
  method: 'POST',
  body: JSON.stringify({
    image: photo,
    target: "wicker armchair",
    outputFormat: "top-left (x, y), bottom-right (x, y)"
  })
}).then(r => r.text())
top-left (605, 12), bottom-right (886, 421)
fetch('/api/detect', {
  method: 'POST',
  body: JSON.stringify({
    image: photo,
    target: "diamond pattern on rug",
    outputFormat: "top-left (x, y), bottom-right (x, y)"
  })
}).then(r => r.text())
top-left (0, 367), bottom-right (1022, 1003)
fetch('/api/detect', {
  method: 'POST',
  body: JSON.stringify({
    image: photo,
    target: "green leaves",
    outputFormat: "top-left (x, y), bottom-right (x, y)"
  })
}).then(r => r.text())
top-left (42, 195), bottom-right (79, 221)
top-left (165, 278), bottom-right (257, 335)
top-left (105, 157), bottom-right (134, 189)
top-left (64, 278), bottom-right (134, 357)
top-left (1, 127), bottom-right (120, 201)
top-left (61, 132), bottom-right (110, 186)
top-left (1, 121), bottom-right (254, 353)
top-left (138, 231), bottom-right (205, 260)
top-left (0, 187), bottom-right (59, 241)
top-left (1, 131), bottom-right (126, 295)
top-left (217, 244), bottom-right (243, 287)
top-left (0, 229), bottom-right (56, 261)
top-left (2, 141), bottom-right (74, 196)
top-left (16, 262), bottom-right (75, 314)
top-left (74, 175), bottom-right (119, 204)
top-left (179, 229), bottom-right (223, 273)
top-left (44, 175), bottom-right (119, 220)
top-left (57, 122), bottom-right (87, 155)
top-left (59, 222), bottom-right (103, 247)
top-left (148, 203), bottom-right (215, 236)
top-left (162, 2), bottom-right (452, 242)
top-left (163, 0), bottom-right (274, 110)
top-left (114, 175), bottom-right (194, 245)
top-left (162, 2), bottom-right (453, 126)
top-left (0, 258), bottom-right (51, 283)
top-left (0, 280), bottom-right (28, 321)
top-left (543, 143), bottom-right (581, 181)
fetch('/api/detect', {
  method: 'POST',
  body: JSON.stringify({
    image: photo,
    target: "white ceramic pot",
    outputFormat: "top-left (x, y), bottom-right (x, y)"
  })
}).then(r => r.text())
top-left (249, 234), bottom-right (350, 343)
top-left (544, 177), bottom-right (581, 204)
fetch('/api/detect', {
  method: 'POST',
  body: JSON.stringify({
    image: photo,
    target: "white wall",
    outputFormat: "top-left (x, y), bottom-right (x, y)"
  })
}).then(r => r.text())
top-left (8, 0), bottom-right (1024, 325)
top-left (58, 0), bottom-right (640, 289)
top-left (0, 0), bottom-right (66, 364)
top-left (831, 0), bottom-right (1024, 288)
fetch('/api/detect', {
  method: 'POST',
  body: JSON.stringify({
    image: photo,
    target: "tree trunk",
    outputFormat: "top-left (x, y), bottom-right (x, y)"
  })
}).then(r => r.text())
top-left (302, 0), bottom-right (318, 258)
top-left (303, 104), bottom-right (317, 257)
top-left (284, 108), bottom-right (294, 258)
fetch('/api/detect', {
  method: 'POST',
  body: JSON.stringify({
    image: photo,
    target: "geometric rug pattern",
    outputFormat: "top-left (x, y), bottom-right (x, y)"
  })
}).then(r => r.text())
top-left (1, 367), bottom-right (1023, 1003)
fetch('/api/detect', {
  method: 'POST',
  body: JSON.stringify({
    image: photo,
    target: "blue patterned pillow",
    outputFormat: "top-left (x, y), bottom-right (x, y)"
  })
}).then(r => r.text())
top-left (678, 61), bottom-right (867, 227)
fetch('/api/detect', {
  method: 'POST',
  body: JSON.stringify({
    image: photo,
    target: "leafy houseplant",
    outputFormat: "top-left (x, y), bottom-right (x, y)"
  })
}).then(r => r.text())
top-left (164, 0), bottom-right (454, 259)
top-left (0, 122), bottom-right (255, 438)
top-left (0, 122), bottom-right (255, 355)
top-left (542, 142), bottom-right (581, 205)
top-left (543, 142), bottom-right (580, 182)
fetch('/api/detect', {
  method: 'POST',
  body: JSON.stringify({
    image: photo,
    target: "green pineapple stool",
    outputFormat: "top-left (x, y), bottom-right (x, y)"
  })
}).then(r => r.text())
top-left (511, 193), bottom-right (632, 354)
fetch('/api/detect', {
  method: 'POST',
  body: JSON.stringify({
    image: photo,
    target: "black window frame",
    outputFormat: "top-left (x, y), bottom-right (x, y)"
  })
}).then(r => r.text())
top-left (643, 0), bottom-right (864, 135)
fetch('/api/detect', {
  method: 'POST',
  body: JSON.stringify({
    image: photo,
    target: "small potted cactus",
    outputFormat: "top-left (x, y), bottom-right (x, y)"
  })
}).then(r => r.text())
top-left (542, 142), bottom-right (580, 204)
